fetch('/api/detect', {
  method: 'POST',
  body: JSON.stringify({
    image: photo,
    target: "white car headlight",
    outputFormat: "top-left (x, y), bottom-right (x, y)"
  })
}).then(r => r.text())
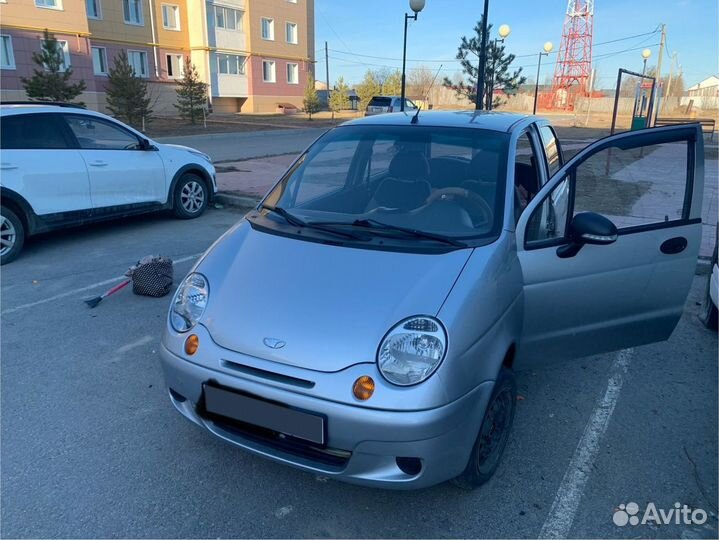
top-left (188, 149), bottom-right (212, 163)
top-left (377, 316), bottom-right (447, 386)
top-left (170, 273), bottom-right (209, 332)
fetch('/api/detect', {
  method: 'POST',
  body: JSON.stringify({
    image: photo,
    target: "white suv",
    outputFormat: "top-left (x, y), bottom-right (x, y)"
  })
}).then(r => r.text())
top-left (0, 103), bottom-right (217, 264)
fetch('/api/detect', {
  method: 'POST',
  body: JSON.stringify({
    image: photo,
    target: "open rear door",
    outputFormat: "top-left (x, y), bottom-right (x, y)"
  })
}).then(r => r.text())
top-left (515, 124), bottom-right (704, 365)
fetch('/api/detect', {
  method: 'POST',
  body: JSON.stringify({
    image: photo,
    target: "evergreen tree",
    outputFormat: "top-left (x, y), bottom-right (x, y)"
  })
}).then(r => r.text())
top-left (382, 70), bottom-right (403, 96)
top-left (175, 58), bottom-right (208, 125)
top-left (105, 49), bottom-right (153, 128)
top-left (355, 70), bottom-right (382, 111)
top-left (443, 17), bottom-right (526, 109)
top-left (21, 29), bottom-right (86, 103)
top-left (303, 74), bottom-right (321, 119)
top-left (329, 76), bottom-right (350, 114)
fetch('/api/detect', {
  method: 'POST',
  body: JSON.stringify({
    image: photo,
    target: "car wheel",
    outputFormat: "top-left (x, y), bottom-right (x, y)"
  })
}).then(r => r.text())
top-left (173, 174), bottom-right (208, 219)
top-left (453, 368), bottom-right (516, 490)
top-left (701, 242), bottom-right (718, 331)
top-left (0, 206), bottom-right (25, 265)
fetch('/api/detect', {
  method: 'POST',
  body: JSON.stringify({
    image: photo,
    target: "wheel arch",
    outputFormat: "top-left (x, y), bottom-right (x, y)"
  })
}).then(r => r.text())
top-left (1, 188), bottom-right (37, 236)
top-left (168, 165), bottom-right (214, 207)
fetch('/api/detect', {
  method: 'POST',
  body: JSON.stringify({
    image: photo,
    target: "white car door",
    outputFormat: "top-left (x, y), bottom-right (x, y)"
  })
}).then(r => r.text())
top-left (514, 124), bottom-right (704, 366)
top-left (0, 112), bottom-right (92, 216)
top-left (62, 114), bottom-right (165, 210)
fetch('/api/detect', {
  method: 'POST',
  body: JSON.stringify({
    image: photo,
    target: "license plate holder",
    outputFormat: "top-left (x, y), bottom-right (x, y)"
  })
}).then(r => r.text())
top-left (202, 383), bottom-right (326, 446)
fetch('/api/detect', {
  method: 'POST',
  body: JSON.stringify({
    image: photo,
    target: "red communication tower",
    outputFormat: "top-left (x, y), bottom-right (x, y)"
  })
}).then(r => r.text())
top-left (549, 0), bottom-right (594, 110)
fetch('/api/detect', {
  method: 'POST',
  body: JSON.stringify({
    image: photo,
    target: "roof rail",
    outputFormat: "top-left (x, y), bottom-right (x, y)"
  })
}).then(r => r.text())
top-left (0, 101), bottom-right (86, 109)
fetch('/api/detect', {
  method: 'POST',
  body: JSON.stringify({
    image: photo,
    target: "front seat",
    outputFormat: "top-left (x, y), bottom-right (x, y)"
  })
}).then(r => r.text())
top-left (367, 150), bottom-right (431, 211)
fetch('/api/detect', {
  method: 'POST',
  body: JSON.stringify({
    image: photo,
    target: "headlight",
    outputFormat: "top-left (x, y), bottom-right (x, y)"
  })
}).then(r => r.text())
top-left (170, 273), bottom-right (209, 332)
top-left (189, 149), bottom-right (212, 163)
top-left (377, 316), bottom-right (447, 386)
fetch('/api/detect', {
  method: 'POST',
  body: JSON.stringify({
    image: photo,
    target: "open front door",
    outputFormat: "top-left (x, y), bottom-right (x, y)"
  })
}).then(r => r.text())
top-left (515, 124), bottom-right (704, 365)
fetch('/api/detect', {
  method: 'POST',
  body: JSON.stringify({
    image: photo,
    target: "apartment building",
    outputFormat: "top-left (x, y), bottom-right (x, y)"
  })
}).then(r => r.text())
top-left (0, 0), bottom-right (315, 113)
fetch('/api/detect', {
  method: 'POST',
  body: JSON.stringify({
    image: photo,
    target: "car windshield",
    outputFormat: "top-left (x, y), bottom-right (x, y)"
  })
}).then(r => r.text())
top-left (262, 125), bottom-right (509, 243)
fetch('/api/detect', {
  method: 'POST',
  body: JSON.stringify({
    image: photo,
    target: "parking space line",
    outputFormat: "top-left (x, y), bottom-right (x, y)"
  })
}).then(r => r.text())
top-left (1, 254), bottom-right (200, 316)
top-left (538, 348), bottom-right (634, 539)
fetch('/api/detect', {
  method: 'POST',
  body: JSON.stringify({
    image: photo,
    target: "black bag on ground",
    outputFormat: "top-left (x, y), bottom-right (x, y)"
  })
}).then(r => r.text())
top-left (126, 255), bottom-right (173, 297)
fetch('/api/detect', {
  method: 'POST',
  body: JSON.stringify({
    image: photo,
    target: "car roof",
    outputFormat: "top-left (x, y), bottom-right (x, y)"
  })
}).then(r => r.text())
top-left (341, 110), bottom-right (535, 133)
top-left (0, 104), bottom-right (100, 117)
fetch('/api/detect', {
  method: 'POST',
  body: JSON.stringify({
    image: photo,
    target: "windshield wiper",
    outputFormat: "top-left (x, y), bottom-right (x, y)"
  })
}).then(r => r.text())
top-left (310, 218), bottom-right (466, 247)
top-left (260, 204), bottom-right (364, 240)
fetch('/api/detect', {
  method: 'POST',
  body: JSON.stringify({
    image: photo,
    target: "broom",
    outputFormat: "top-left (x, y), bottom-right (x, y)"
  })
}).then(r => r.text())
top-left (84, 279), bottom-right (131, 309)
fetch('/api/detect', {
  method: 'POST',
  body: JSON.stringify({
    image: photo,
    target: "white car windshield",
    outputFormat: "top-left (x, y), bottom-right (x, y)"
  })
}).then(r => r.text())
top-left (262, 125), bottom-right (509, 241)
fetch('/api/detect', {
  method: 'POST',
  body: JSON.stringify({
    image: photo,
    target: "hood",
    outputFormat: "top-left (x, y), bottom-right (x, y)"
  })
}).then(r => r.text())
top-left (162, 143), bottom-right (211, 161)
top-left (198, 222), bottom-right (473, 372)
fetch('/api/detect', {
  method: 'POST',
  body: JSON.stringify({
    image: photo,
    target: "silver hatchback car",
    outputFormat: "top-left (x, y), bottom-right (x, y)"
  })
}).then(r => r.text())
top-left (161, 111), bottom-right (704, 489)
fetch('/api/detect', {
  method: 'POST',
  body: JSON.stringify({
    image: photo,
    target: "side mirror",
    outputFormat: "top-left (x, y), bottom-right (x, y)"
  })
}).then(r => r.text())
top-left (557, 212), bottom-right (618, 259)
top-left (139, 138), bottom-right (154, 151)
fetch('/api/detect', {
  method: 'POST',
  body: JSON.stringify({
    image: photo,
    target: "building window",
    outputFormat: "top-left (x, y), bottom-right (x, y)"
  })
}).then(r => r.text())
top-left (285, 22), bottom-right (298, 44)
top-left (286, 62), bottom-right (298, 84)
top-left (35, 0), bottom-right (62, 9)
top-left (127, 50), bottom-right (148, 77)
top-left (217, 54), bottom-right (246, 75)
top-left (123, 0), bottom-right (143, 25)
top-left (86, 0), bottom-right (101, 18)
top-left (166, 54), bottom-right (184, 78)
top-left (262, 60), bottom-right (276, 83)
top-left (161, 4), bottom-right (180, 30)
top-left (215, 6), bottom-right (242, 31)
top-left (1, 35), bottom-right (15, 70)
top-left (47, 40), bottom-right (71, 71)
top-left (91, 46), bottom-right (108, 75)
top-left (261, 17), bottom-right (274, 40)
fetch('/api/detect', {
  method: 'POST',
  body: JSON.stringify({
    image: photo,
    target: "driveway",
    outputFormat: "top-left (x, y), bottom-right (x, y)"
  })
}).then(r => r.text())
top-left (1, 207), bottom-right (717, 538)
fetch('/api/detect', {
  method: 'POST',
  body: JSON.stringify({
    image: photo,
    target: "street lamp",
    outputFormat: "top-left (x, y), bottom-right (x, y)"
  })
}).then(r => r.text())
top-left (641, 48), bottom-right (651, 75)
top-left (487, 24), bottom-right (511, 110)
top-left (400, 0), bottom-right (426, 112)
top-left (533, 41), bottom-right (553, 114)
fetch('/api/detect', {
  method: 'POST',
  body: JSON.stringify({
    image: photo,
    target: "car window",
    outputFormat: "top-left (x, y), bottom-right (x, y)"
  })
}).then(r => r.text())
top-left (64, 116), bottom-right (141, 150)
top-left (514, 130), bottom-right (543, 221)
top-left (538, 125), bottom-right (563, 177)
top-left (572, 140), bottom-right (690, 229)
top-left (267, 125), bottom-right (509, 242)
top-left (525, 177), bottom-right (570, 244)
top-left (0, 113), bottom-right (70, 150)
top-left (526, 138), bottom-right (693, 245)
top-left (368, 97), bottom-right (391, 108)
top-left (286, 139), bottom-right (358, 205)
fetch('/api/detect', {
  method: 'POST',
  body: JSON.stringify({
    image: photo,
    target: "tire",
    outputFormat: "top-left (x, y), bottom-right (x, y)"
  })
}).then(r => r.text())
top-left (0, 206), bottom-right (25, 265)
top-left (453, 368), bottom-right (517, 490)
top-left (173, 174), bottom-right (209, 219)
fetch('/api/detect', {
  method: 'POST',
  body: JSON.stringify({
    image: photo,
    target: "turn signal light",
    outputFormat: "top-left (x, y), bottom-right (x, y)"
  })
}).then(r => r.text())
top-left (185, 334), bottom-right (199, 355)
top-left (353, 376), bottom-right (375, 401)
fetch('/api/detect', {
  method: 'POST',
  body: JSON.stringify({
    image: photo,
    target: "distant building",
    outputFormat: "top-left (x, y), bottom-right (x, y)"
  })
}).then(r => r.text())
top-left (687, 76), bottom-right (719, 98)
top-left (0, 0), bottom-right (315, 113)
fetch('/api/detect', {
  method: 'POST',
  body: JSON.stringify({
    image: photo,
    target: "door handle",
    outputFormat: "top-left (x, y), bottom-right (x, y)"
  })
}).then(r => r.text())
top-left (0, 163), bottom-right (18, 170)
top-left (660, 236), bottom-right (688, 255)
top-left (88, 161), bottom-right (109, 167)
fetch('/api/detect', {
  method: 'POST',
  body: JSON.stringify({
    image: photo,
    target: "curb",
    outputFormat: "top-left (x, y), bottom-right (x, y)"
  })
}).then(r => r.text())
top-left (215, 192), bottom-right (260, 209)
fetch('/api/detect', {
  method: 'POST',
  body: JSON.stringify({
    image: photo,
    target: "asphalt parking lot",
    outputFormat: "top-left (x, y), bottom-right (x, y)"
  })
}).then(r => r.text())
top-left (1, 207), bottom-right (717, 539)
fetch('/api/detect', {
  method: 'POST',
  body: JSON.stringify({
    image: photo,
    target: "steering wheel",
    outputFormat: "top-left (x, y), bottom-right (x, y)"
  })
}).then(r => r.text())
top-left (427, 187), bottom-right (493, 227)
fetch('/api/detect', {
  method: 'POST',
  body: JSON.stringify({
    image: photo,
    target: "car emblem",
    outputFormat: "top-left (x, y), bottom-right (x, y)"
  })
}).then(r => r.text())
top-left (263, 337), bottom-right (286, 349)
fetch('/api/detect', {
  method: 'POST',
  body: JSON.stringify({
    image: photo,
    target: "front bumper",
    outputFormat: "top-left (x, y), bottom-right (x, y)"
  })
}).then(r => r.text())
top-left (160, 343), bottom-right (493, 489)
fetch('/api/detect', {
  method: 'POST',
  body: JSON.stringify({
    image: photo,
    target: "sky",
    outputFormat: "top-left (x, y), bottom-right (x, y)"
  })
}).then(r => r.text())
top-left (313, 0), bottom-right (719, 90)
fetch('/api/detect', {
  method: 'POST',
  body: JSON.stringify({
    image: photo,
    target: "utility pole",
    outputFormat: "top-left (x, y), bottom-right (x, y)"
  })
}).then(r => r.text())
top-left (325, 41), bottom-right (330, 106)
top-left (663, 52), bottom-right (676, 113)
top-left (651, 24), bottom-right (666, 126)
top-left (475, 0), bottom-right (490, 110)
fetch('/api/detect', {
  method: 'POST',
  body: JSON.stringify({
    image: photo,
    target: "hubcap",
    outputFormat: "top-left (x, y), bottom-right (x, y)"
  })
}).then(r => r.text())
top-left (180, 181), bottom-right (205, 214)
top-left (476, 386), bottom-right (513, 474)
top-left (0, 215), bottom-right (16, 257)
